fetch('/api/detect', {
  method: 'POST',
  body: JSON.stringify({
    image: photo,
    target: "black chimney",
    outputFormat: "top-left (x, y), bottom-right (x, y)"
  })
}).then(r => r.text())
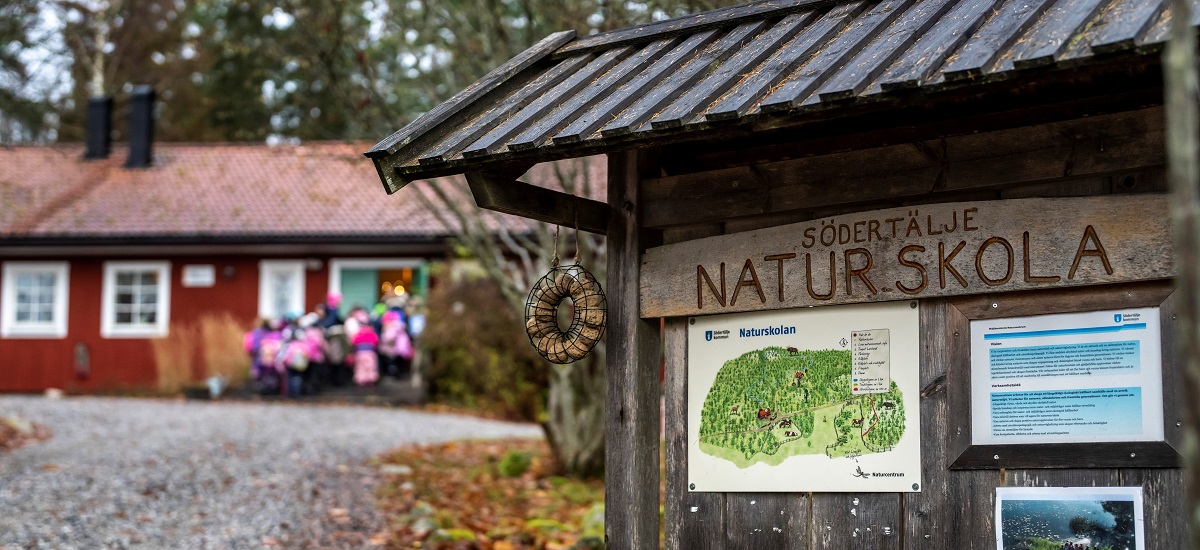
top-left (83, 97), bottom-right (112, 159)
top-left (126, 86), bottom-right (155, 168)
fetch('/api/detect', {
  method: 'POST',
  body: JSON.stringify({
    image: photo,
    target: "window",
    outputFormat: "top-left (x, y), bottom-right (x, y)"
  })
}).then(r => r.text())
top-left (1, 262), bottom-right (69, 338)
top-left (102, 261), bottom-right (171, 338)
top-left (259, 260), bottom-right (305, 319)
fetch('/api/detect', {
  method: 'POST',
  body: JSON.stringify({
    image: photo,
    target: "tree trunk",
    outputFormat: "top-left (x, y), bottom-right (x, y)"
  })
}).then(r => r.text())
top-left (543, 345), bottom-right (607, 478)
top-left (1164, 1), bottom-right (1200, 546)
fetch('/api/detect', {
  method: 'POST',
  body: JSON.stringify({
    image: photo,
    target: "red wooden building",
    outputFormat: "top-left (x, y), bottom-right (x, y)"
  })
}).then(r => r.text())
top-left (0, 136), bottom-right (466, 392)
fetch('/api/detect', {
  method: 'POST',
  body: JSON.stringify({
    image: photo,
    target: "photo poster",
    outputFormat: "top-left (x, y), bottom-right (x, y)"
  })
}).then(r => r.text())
top-left (970, 308), bottom-right (1165, 445)
top-left (995, 486), bottom-right (1145, 550)
top-left (687, 300), bottom-right (921, 493)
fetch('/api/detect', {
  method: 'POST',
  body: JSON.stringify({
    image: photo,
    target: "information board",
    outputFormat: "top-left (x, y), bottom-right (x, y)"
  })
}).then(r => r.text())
top-left (688, 301), bottom-right (921, 492)
top-left (970, 308), bottom-right (1164, 445)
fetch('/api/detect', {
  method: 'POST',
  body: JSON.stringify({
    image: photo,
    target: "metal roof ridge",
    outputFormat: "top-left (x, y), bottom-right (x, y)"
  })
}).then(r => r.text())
top-left (552, 0), bottom-right (845, 58)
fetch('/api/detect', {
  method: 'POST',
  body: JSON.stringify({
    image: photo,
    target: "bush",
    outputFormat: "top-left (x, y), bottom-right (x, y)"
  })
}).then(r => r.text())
top-left (422, 267), bottom-right (546, 421)
top-left (498, 450), bottom-right (532, 477)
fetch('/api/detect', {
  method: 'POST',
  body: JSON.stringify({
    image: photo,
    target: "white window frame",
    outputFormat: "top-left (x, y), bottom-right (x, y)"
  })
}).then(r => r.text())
top-left (1, 261), bottom-right (69, 339)
top-left (101, 261), bottom-right (171, 338)
top-left (327, 258), bottom-right (423, 296)
top-left (258, 260), bottom-right (306, 319)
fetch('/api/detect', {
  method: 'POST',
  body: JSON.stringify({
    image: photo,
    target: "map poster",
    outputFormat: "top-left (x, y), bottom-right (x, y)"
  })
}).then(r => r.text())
top-left (687, 301), bottom-right (921, 493)
top-left (970, 308), bottom-right (1165, 446)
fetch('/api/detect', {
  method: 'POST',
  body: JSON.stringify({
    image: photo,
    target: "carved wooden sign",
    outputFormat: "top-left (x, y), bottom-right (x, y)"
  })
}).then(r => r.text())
top-left (640, 196), bottom-right (1172, 318)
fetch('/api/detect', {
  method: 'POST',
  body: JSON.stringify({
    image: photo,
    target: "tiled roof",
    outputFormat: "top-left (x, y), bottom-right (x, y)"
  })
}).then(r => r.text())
top-left (367, 0), bottom-right (1179, 188)
top-left (0, 142), bottom-right (604, 241)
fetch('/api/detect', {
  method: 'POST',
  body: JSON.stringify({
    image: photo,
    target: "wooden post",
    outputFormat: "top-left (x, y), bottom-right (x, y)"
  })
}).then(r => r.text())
top-left (1164, 0), bottom-right (1200, 545)
top-left (663, 225), bottom-right (725, 549)
top-left (605, 150), bottom-right (662, 549)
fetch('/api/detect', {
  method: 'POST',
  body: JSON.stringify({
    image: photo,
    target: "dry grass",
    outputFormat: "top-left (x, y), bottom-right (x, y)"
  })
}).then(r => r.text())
top-left (151, 313), bottom-right (250, 393)
top-left (150, 324), bottom-right (198, 393)
top-left (199, 312), bottom-right (250, 385)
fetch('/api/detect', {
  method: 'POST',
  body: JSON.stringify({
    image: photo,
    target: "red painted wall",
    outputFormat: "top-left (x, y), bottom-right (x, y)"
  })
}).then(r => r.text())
top-left (0, 255), bottom-right (377, 393)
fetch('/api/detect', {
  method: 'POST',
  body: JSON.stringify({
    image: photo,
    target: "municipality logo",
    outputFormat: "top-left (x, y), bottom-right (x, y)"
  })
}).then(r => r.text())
top-left (705, 331), bottom-right (713, 341)
top-left (1115, 314), bottom-right (1122, 323)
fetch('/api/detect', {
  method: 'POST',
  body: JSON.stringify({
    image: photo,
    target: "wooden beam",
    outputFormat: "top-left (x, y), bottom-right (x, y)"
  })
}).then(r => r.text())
top-left (464, 171), bottom-right (610, 234)
top-left (604, 150), bottom-right (661, 549)
top-left (642, 107), bottom-right (1165, 228)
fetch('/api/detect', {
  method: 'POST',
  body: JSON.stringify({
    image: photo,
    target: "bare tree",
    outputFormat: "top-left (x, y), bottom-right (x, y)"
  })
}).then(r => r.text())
top-left (414, 157), bottom-right (609, 476)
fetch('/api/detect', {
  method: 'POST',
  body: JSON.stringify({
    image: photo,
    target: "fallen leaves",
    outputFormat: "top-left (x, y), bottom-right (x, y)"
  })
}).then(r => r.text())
top-left (374, 438), bottom-right (604, 550)
top-left (0, 416), bottom-right (51, 452)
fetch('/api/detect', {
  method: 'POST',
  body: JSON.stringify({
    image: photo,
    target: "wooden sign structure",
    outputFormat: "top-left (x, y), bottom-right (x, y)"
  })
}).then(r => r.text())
top-left (642, 195), bottom-right (1173, 318)
top-left (365, 0), bottom-right (1191, 542)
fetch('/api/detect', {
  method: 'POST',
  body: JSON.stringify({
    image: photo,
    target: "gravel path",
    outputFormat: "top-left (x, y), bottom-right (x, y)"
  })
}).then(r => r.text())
top-left (0, 396), bottom-right (541, 549)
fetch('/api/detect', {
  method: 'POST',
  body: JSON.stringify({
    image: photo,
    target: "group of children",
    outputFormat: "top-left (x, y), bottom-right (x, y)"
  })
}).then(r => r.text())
top-left (242, 291), bottom-right (422, 397)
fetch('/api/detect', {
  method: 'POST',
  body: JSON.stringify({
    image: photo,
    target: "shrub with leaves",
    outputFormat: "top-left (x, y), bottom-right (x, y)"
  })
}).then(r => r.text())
top-left (498, 451), bottom-right (533, 478)
top-left (422, 269), bottom-right (547, 421)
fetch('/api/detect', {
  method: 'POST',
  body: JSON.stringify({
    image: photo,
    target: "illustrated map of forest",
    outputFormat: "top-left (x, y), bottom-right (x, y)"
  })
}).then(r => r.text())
top-left (698, 347), bottom-right (906, 468)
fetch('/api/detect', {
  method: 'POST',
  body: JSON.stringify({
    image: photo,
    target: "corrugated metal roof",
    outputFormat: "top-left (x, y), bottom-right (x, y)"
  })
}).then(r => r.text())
top-left (367, 0), bottom-right (1182, 189)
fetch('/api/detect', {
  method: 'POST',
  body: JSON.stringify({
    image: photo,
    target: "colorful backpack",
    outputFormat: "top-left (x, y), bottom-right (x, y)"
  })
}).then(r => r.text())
top-left (283, 341), bottom-right (309, 371)
top-left (325, 326), bottom-right (350, 365)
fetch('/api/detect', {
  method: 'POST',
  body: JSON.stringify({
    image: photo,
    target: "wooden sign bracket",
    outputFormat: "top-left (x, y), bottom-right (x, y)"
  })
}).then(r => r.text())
top-left (466, 169), bottom-right (611, 235)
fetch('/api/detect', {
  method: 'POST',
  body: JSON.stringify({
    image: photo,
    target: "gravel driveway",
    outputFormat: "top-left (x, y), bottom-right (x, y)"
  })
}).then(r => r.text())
top-left (0, 396), bottom-right (541, 549)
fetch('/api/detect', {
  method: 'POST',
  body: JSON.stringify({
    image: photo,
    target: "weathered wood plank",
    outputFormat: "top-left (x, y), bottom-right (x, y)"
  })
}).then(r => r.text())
top-left (810, 493), bottom-right (902, 549)
top-left (604, 151), bottom-right (661, 550)
top-left (649, 12), bottom-right (815, 130)
top-left (641, 107), bottom-right (1164, 228)
top-left (509, 41), bottom-right (675, 152)
top-left (1121, 468), bottom-right (1188, 550)
top-left (1010, 0), bottom-right (1112, 68)
top-left (417, 57), bottom-right (591, 165)
top-left (553, 33), bottom-right (716, 145)
top-left (724, 211), bottom-right (813, 234)
top-left (943, 303), bottom-right (1001, 549)
top-left (940, 0), bottom-right (1057, 81)
top-left (601, 21), bottom-right (769, 138)
top-left (663, 224), bottom-right (726, 550)
top-left (945, 470), bottom-right (1002, 547)
top-left (554, 0), bottom-right (829, 58)
top-left (1158, 289), bottom-right (1184, 452)
top-left (946, 302), bottom-right (974, 464)
top-left (948, 279), bottom-right (1175, 319)
top-left (640, 195), bottom-right (1173, 318)
top-left (1007, 468), bottom-right (1122, 487)
top-left (1135, 0), bottom-right (1200, 46)
top-left (705, 2), bottom-right (866, 121)
top-left (876, 0), bottom-right (1003, 91)
top-left (365, 29), bottom-right (575, 158)
top-left (902, 299), bottom-right (951, 548)
top-left (1087, 0), bottom-right (1167, 54)
top-left (999, 176), bottom-right (1112, 198)
top-left (462, 50), bottom-right (623, 159)
top-left (760, 0), bottom-right (915, 112)
top-left (726, 493), bottom-right (810, 549)
top-left (464, 171), bottom-right (610, 234)
top-left (816, 0), bottom-right (959, 101)
top-left (953, 442), bottom-right (1180, 469)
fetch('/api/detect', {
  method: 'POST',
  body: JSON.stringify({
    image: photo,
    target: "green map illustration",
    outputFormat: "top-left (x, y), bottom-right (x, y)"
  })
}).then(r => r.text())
top-left (698, 347), bottom-right (906, 468)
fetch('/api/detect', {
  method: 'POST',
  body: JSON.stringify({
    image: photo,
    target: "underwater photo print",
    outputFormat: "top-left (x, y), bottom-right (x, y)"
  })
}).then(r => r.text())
top-left (995, 487), bottom-right (1144, 550)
